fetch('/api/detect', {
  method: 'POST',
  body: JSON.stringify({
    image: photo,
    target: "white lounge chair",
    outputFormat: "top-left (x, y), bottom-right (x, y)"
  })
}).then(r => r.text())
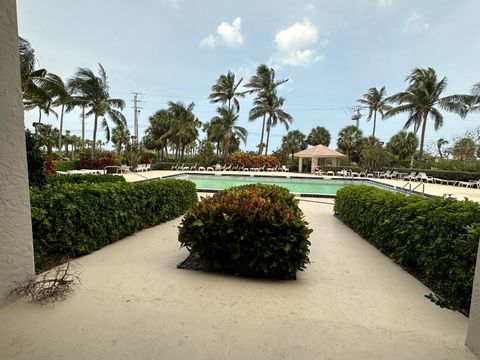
top-left (281, 165), bottom-right (289, 172)
top-left (379, 171), bottom-right (391, 179)
top-left (404, 172), bottom-right (416, 181)
top-left (416, 172), bottom-right (434, 183)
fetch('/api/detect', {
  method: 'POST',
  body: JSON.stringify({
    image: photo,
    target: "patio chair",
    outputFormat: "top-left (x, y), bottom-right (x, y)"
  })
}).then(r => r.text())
top-left (358, 171), bottom-right (366, 177)
top-left (207, 166), bottom-right (214, 171)
top-left (416, 172), bottom-right (434, 183)
top-left (171, 163), bottom-right (179, 170)
top-left (198, 166), bottom-right (206, 171)
top-left (133, 164), bottom-right (146, 172)
top-left (214, 164), bottom-right (222, 171)
top-left (281, 165), bottom-right (289, 172)
top-left (386, 171), bottom-right (398, 179)
top-left (458, 179), bottom-right (480, 188)
top-left (189, 164), bottom-right (198, 171)
top-left (403, 172), bottom-right (416, 181)
top-left (145, 164), bottom-right (151, 171)
top-left (379, 170), bottom-right (391, 179)
top-left (326, 170), bottom-right (335, 176)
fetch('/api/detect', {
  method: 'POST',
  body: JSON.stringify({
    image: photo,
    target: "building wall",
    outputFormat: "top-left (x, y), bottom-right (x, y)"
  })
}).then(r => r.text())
top-left (467, 243), bottom-right (480, 357)
top-left (0, 0), bottom-right (35, 308)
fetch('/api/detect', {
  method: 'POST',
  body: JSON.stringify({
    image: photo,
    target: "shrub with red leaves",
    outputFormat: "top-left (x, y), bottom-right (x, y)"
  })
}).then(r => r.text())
top-left (224, 152), bottom-right (280, 169)
top-left (75, 153), bottom-right (117, 170)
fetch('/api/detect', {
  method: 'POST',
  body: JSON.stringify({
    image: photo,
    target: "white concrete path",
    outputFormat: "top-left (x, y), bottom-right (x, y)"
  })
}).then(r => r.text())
top-left (0, 200), bottom-right (476, 359)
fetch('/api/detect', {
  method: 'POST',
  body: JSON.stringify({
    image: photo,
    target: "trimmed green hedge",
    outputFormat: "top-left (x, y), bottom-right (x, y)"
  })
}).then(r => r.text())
top-left (178, 184), bottom-right (312, 279)
top-left (52, 160), bottom-right (76, 172)
top-left (31, 179), bottom-right (197, 271)
top-left (46, 174), bottom-right (126, 185)
top-left (384, 167), bottom-right (480, 182)
top-left (334, 186), bottom-right (480, 313)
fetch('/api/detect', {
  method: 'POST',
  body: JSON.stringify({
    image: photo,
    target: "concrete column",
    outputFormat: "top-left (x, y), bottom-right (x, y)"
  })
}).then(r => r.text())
top-left (466, 242), bottom-right (480, 357)
top-left (311, 157), bottom-right (318, 173)
top-left (298, 157), bottom-right (302, 173)
top-left (0, 0), bottom-right (35, 308)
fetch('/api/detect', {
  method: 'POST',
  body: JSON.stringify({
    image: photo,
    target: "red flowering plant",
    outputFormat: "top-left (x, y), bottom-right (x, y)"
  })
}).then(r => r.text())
top-left (224, 152), bottom-right (280, 169)
top-left (178, 184), bottom-right (312, 279)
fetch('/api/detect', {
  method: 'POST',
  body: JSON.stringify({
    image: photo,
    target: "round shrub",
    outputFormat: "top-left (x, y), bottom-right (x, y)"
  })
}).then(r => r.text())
top-left (178, 184), bottom-right (312, 279)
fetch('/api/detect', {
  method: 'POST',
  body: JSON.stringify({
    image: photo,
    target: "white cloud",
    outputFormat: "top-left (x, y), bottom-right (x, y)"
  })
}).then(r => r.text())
top-left (378, 0), bottom-right (392, 7)
top-left (199, 34), bottom-right (216, 48)
top-left (216, 17), bottom-right (244, 47)
top-left (199, 17), bottom-right (244, 49)
top-left (403, 12), bottom-right (429, 33)
top-left (304, 3), bottom-right (315, 14)
top-left (269, 18), bottom-right (324, 67)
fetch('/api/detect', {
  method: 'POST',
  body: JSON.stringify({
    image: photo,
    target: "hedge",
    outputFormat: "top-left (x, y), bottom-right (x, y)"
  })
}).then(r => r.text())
top-left (384, 167), bottom-right (480, 182)
top-left (178, 184), bottom-right (312, 279)
top-left (31, 179), bottom-right (197, 271)
top-left (224, 152), bottom-right (280, 169)
top-left (52, 160), bottom-right (76, 172)
top-left (46, 174), bottom-right (126, 186)
top-left (334, 185), bottom-right (480, 313)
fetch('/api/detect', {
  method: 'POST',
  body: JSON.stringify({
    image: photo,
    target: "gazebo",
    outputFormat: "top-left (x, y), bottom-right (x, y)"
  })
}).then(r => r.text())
top-left (294, 144), bottom-right (346, 173)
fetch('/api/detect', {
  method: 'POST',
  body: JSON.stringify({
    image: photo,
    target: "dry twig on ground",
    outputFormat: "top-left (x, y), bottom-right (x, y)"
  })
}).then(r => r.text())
top-left (10, 260), bottom-right (81, 304)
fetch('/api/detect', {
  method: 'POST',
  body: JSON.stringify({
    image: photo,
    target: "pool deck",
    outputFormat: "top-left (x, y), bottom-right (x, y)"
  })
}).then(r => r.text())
top-left (121, 170), bottom-right (480, 202)
top-left (0, 199), bottom-right (475, 359)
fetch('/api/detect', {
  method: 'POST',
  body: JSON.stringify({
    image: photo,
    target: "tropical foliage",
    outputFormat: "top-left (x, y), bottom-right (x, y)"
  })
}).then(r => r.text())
top-left (386, 131), bottom-right (418, 160)
top-left (357, 86), bottom-right (391, 137)
top-left (337, 125), bottom-right (364, 164)
top-left (281, 130), bottom-right (307, 162)
top-left (306, 126), bottom-right (331, 146)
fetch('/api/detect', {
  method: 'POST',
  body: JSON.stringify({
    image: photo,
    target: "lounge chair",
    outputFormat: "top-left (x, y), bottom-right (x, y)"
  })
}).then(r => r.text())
top-left (379, 171), bottom-right (391, 179)
top-left (198, 166), bottom-right (205, 171)
top-left (386, 171), bottom-right (398, 179)
top-left (326, 170), bottom-right (335, 176)
top-left (404, 172), bottom-right (416, 181)
top-left (416, 172), bottom-right (434, 183)
top-left (281, 165), bottom-right (289, 172)
top-left (134, 164), bottom-right (146, 172)
top-left (458, 180), bottom-right (480, 188)
top-left (171, 164), bottom-right (179, 170)
top-left (189, 164), bottom-right (198, 171)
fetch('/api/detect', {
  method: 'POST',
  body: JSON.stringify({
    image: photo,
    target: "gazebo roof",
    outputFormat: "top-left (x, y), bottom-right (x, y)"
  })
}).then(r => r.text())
top-left (294, 144), bottom-right (346, 158)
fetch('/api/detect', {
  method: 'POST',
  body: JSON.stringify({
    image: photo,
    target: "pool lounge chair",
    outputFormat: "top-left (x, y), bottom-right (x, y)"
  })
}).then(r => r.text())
top-left (386, 171), bottom-right (398, 179)
top-left (404, 172), bottom-right (416, 181)
top-left (458, 179), bottom-right (480, 188)
top-left (171, 163), bottom-right (179, 170)
top-left (415, 172), bottom-right (434, 183)
top-left (379, 171), bottom-right (391, 179)
top-left (281, 165), bottom-right (289, 172)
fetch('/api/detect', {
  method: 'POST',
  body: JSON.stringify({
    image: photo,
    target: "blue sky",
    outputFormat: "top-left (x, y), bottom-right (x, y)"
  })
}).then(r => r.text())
top-left (18, 0), bottom-right (480, 153)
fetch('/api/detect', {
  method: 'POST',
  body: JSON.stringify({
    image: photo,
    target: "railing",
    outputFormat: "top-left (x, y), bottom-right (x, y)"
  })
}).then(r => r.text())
top-left (402, 181), bottom-right (425, 195)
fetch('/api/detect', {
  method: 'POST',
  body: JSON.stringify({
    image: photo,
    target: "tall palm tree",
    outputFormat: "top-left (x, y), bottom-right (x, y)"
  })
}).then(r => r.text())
top-left (111, 126), bottom-right (131, 157)
top-left (337, 125), bottom-right (364, 164)
top-left (166, 101), bottom-right (201, 160)
top-left (144, 109), bottom-right (173, 159)
top-left (208, 71), bottom-right (245, 112)
top-left (282, 130), bottom-right (307, 162)
top-left (35, 73), bottom-right (75, 152)
top-left (306, 126), bottom-right (331, 146)
top-left (249, 92), bottom-right (293, 155)
top-left (37, 124), bottom-right (59, 155)
top-left (67, 64), bottom-right (126, 157)
top-left (385, 67), bottom-right (464, 159)
top-left (386, 131), bottom-right (418, 160)
top-left (436, 138), bottom-right (449, 159)
top-left (209, 106), bottom-right (247, 156)
top-left (18, 37), bottom-right (46, 98)
top-left (245, 64), bottom-right (288, 154)
top-left (357, 86), bottom-right (391, 137)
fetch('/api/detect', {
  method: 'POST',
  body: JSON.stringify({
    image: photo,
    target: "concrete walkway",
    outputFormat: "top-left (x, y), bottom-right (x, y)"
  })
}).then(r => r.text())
top-left (0, 200), bottom-right (476, 359)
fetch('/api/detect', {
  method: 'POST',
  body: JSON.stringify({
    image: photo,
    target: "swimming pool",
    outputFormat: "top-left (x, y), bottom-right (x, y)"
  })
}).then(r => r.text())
top-left (169, 174), bottom-right (371, 197)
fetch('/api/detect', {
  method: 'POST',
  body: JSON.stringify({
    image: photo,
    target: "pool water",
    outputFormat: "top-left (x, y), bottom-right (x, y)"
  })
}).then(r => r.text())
top-left (176, 175), bottom-right (350, 195)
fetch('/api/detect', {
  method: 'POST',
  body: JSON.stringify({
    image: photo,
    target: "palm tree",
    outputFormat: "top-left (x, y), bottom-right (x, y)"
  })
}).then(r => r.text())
top-left (249, 92), bottom-right (293, 155)
top-left (306, 126), bottom-right (331, 146)
top-left (436, 138), bottom-right (449, 159)
top-left (209, 106), bottom-right (247, 156)
top-left (282, 130), bottom-right (306, 162)
top-left (111, 126), bottom-right (131, 157)
top-left (166, 101), bottom-right (201, 160)
top-left (35, 73), bottom-right (76, 152)
top-left (245, 64), bottom-right (288, 154)
top-left (18, 37), bottom-right (47, 98)
top-left (144, 109), bottom-right (173, 159)
top-left (67, 64), bottom-right (126, 157)
top-left (23, 87), bottom-right (58, 124)
top-left (337, 125), bottom-right (364, 164)
top-left (386, 131), bottom-right (418, 160)
top-left (357, 86), bottom-right (391, 136)
top-left (208, 71), bottom-right (245, 112)
top-left (386, 67), bottom-right (464, 159)
top-left (37, 124), bottom-right (59, 155)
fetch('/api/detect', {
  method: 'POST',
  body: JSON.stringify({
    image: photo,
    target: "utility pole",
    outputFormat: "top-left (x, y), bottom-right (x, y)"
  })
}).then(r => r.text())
top-left (351, 107), bottom-right (362, 129)
top-left (132, 93), bottom-right (142, 145)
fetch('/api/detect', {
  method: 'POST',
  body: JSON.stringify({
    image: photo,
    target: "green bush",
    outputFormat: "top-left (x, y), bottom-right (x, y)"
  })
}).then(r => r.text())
top-left (384, 167), bottom-right (480, 182)
top-left (25, 130), bottom-right (47, 187)
top-left (31, 179), bottom-right (197, 271)
top-left (46, 174), bottom-right (126, 185)
top-left (52, 160), bottom-right (76, 172)
top-left (334, 185), bottom-right (480, 313)
top-left (178, 184), bottom-right (312, 279)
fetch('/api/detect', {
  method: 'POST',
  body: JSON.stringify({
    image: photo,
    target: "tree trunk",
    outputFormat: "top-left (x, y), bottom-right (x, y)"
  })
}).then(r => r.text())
top-left (92, 114), bottom-right (98, 158)
top-left (264, 118), bottom-right (272, 155)
top-left (58, 104), bottom-right (65, 154)
top-left (81, 106), bottom-right (85, 148)
top-left (372, 110), bottom-right (377, 137)
top-left (38, 108), bottom-right (42, 123)
top-left (258, 115), bottom-right (266, 155)
top-left (419, 112), bottom-right (428, 159)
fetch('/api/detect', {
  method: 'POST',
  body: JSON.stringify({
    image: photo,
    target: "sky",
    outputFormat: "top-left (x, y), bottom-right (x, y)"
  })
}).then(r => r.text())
top-left (17, 0), bottom-right (480, 153)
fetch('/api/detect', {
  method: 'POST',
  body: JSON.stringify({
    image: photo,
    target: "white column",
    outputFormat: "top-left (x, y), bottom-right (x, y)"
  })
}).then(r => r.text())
top-left (311, 157), bottom-right (318, 173)
top-left (466, 241), bottom-right (480, 356)
top-left (0, 0), bottom-right (35, 308)
top-left (298, 157), bottom-right (303, 173)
